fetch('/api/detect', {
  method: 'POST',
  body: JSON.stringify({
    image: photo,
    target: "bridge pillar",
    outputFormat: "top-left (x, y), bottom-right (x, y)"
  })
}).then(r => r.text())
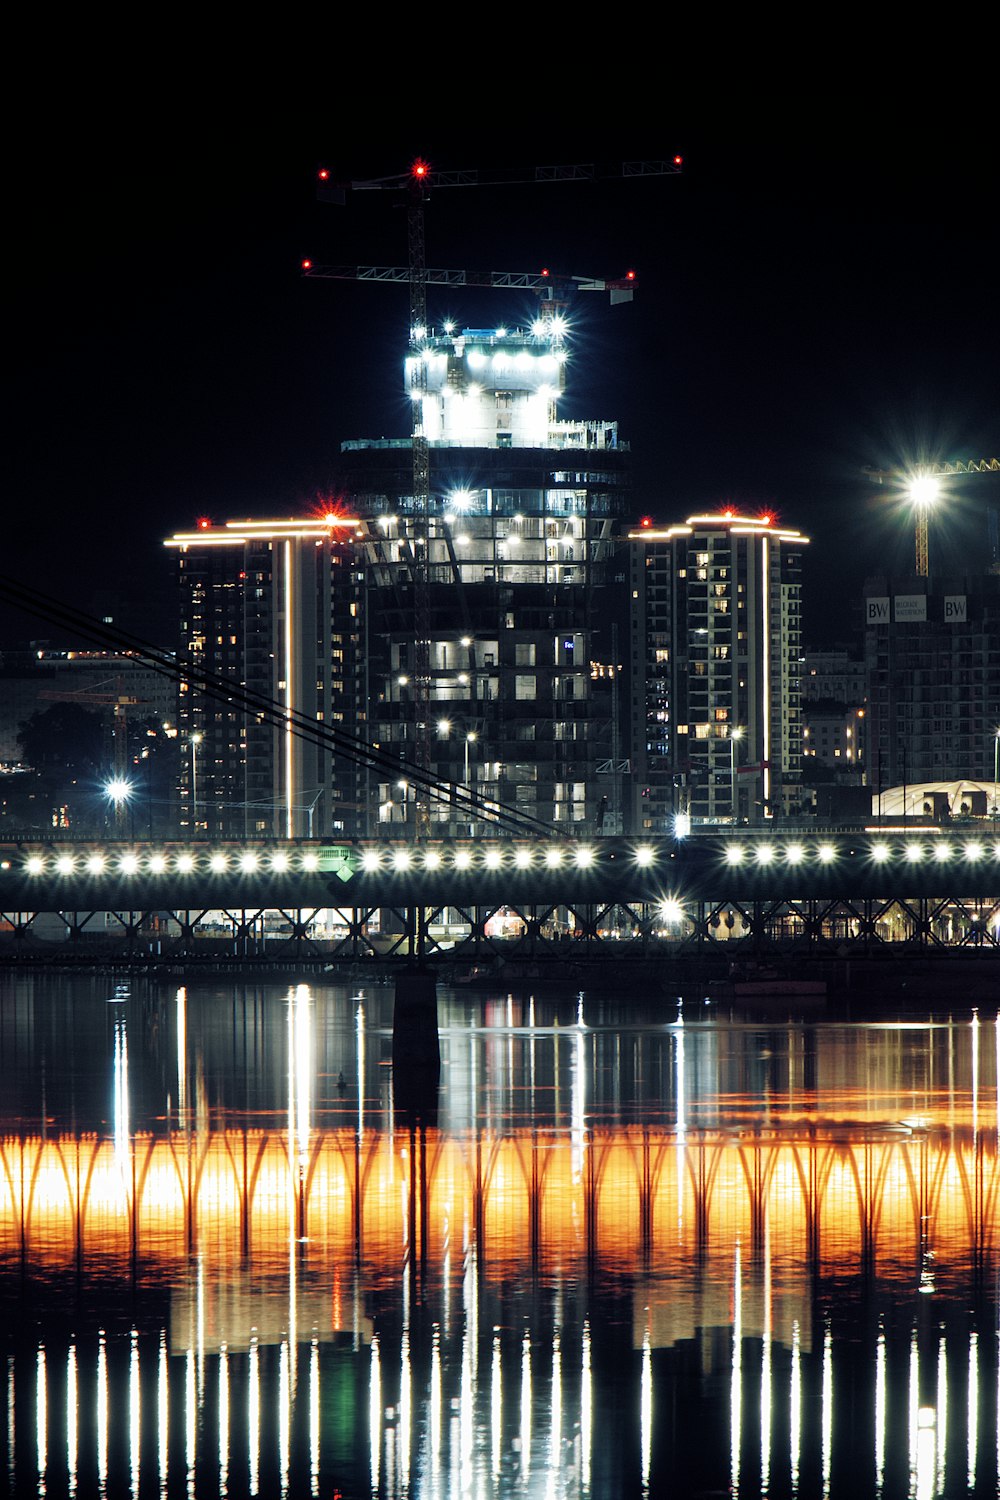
top-left (392, 961), bottom-right (440, 1122)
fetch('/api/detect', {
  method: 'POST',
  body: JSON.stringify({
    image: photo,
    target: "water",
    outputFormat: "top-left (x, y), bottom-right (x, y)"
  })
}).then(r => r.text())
top-left (0, 971), bottom-right (997, 1498)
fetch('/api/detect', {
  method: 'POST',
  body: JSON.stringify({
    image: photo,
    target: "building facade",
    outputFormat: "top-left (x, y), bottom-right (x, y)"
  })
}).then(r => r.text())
top-left (628, 513), bottom-right (809, 830)
top-left (164, 517), bottom-right (366, 840)
top-left (863, 573), bottom-right (1000, 794)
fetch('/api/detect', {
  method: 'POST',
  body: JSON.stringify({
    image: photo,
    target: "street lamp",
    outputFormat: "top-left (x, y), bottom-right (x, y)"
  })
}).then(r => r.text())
top-left (729, 726), bottom-right (744, 825)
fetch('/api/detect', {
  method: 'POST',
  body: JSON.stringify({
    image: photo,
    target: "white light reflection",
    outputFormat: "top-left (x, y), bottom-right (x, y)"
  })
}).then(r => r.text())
top-left (370, 1336), bottom-right (381, 1494)
top-left (249, 1335), bottom-right (259, 1497)
top-left (520, 1331), bottom-right (532, 1479)
top-left (431, 1323), bottom-right (441, 1470)
top-left (400, 1329), bottom-right (411, 1493)
top-left (114, 1017), bottom-right (130, 1188)
top-left (581, 1321), bottom-right (592, 1496)
top-left (310, 1338), bottom-right (319, 1497)
top-left (968, 1330), bottom-right (979, 1490)
top-left (98, 1332), bottom-right (108, 1495)
top-left (36, 1345), bottom-right (46, 1492)
top-left (908, 1328), bottom-right (918, 1495)
top-left (8, 1353), bottom-right (15, 1495)
top-left (675, 1011), bottom-right (686, 1234)
top-left (129, 1329), bottom-right (140, 1498)
top-left (640, 1328), bottom-right (652, 1496)
top-left (761, 1225), bottom-right (772, 1495)
top-left (571, 1022), bottom-right (586, 1184)
top-left (186, 1347), bottom-right (196, 1497)
top-left (460, 1301), bottom-right (474, 1491)
top-left (936, 1332), bottom-right (947, 1497)
top-left (790, 1320), bottom-right (800, 1496)
top-left (67, 1343), bottom-right (77, 1498)
top-left (219, 1343), bottom-right (229, 1499)
top-left (822, 1322), bottom-right (832, 1497)
top-left (158, 1333), bottom-right (168, 1499)
top-left (279, 1338), bottom-right (290, 1496)
top-left (971, 1009), bottom-right (980, 1139)
top-left (731, 1242), bottom-right (742, 1497)
top-left (176, 986), bottom-right (187, 1119)
top-left (551, 1332), bottom-right (563, 1494)
top-left (875, 1320), bottom-right (886, 1493)
top-left (491, 1330), bottom-right (502, 1484)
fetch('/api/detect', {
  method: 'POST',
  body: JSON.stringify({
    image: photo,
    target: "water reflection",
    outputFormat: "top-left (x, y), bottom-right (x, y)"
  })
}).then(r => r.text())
top-left (0, 974), bottom-right (997, 1497)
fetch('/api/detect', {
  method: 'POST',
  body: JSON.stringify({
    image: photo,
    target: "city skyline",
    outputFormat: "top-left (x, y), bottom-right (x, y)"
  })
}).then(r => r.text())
top-left (5, 110), bottom-right (998, 652)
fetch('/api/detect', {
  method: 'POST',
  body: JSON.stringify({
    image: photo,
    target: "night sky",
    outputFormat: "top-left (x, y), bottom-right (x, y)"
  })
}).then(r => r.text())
top-left (6, 95), bottom-right (998, 650)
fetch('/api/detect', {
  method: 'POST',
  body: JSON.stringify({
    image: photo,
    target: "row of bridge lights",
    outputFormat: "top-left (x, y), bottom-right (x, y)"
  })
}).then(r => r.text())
top-left (8, 839), bottom-right (1000, 878)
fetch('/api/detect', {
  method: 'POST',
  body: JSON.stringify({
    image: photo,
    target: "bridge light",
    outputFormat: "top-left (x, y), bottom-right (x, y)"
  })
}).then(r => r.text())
top-left (786, 844), bottom-right (804, 864)
top-left (515, 849), bottom-right (533, 869)
top-left (301, 852), bottom-right (320, 871)
top-left (149, 854), bottom-right (166, 873)
top-left (871, 843), bottom-right (890, 863)
top-left (817, 843), bottom-right (836, 863)
top-left (26, 855), bottom-right (45, 875)
top-left (86, 853), bottom-right (107, 874)
top-left (545, 848), bottom-right (564, 868)
top-left (659, 898), bottom-right (684, 925)
top-left (210, 853), bottom-right (229, 873)
top-left (963, 842), bottom-right (983, 861)
top-left (933, 844), bottom-right (952, 862)
top-left (755, 845), bottom-right (774, 865)
top-left (485, 850), bottom-right (503, 869)
top-left (176, 853), bottom-right (195, 873)
top-left (240, 852), bottom-right (260, 872)
top-left (393, 850), bottom-right (412, 871)
top-left (119, 854), bottom-right (140, 875)
top-left (361, 850), bottom-right (381, 872)
top-left (725, 846), bottom-right (744, 865)
top-left (634, 846), bottom-right (655, 867)
top-left (574, 847), bottom-right (595, 868)
top-left (270, 852), bottom-right (290, 872)
top-left (423, 850), bottom-right (441, 870)
top-left (454, 850), bottom-right (472, 870)
top-left (905, 843), bottom-right (924, 862)
top-left (56, 855), bottom-right (76, 874)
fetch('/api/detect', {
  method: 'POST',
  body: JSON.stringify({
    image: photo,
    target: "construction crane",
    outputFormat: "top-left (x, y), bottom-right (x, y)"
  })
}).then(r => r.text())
top-left (308, 154), bottom-right (683, 827)
top-left (863, 458), bottom-right (1000, 577)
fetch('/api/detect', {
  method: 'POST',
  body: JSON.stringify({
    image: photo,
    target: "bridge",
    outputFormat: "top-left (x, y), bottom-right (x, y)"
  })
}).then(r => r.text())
top-left (2, 829), bottom-right (1000, 966)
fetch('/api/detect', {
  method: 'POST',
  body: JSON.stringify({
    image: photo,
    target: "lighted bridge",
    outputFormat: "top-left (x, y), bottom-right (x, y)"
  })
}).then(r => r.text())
top-left (3, 830), bottom-right (1000, 963)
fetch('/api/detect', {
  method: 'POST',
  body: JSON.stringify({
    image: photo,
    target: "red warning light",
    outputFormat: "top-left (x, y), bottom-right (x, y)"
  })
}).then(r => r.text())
top-left (626, 270), bottom-right (636, 281)
top-left (197, 517), bottom-right (211, 530)
top-left (761, 512), bottom-right (773, 525)
top-left (673, 155), bottom-right (683, 167)
top-left (411, 159), bottom-right (430, 180)
top-left (640, 516), bottom-right (653, 528)
top-left (301, 259), bottom-right (312, 270)
top-left (541, 268), bottom-right (550, 278)
top-left (317, 168), bottom-right (330, 181)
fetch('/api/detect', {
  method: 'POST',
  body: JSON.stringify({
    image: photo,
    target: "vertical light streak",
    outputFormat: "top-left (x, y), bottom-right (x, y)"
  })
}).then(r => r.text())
top-left (196, 1256), bottom-right (206, 1406)
top-left (129, 1330), bottom-right (140, 1499)
top-left (284, 537), bottom-right (295, 839)
top-left (821, 1322), bottom-right (832, 1499)
top-left (730, 1242), bottom-right (742, 1498)
top-left (571, 1026), bottom-right (585, 1185)
top-left (279, 1338), bottom-right (290, 1499)
top-left (114, 1018), bottom-right (130, 1188)
top-left (309, 1338), bottom-right (319, 1498)
top-left (761, 533), bottom-right (771, 813)
top-left (369, 1335), bottom-right (381, 1497)
top-left (581, 1321), bottom-right (592, 1497)
top-left (35, 1345), bottom-right (46, 1494)
top-left (7, 1354), bottom-right (15, 1496)
top-left (761, 1224), bottom-right (772, 1495)
top-left (908, 1328), bottom-right (919, 1496)
top-left (249, 1336), bottom-right (260, 1498)
top-left (67, 1343), bottom-right (77, 1499)
top-left (158, 1333), bottom-right (168, 1500)
top-left (520, 1331), bottom-right (532, 1480)
top-left (176, 986), bottom-right (187, 1119)
top-left (936, 1332), bottom-right (947, 1498)
top-left (185, 1347), bottom-right (196, 1500)
top-left (971, 1010), bottom-right (980, 1140)
top-left (218, 1343), bottom-right (229, 1500)
top-left (551, 1332), bottom-right (563, 1497)
top-left (491, 1330), bottom-right (502, 1485)
top-left (968, 1330), bottom-right (978, 1491)
top-left (460, 1308), bottom-right (474, 1491)
top-left (789, 1320), bottom-right (800, 1497)
top-left (875, 1320), bottom-right (886, 1495)
top-left (430, 1324), bottom-right (442, 1473)
top-left (675, 1021), bottom-right (686, 1233)
top-left (400, 1329), bottom-right (411, 1494)
top-left (640, 1328), bottom-right (652, 1497)
top-left (97, 1333), bottom-right (108, 1499)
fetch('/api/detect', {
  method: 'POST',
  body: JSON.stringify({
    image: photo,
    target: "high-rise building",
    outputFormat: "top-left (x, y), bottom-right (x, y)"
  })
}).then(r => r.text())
top-left (164, 516), bottom-right (366, 839)
top-left (863, 572), bottom-right (1000, 793)
top-left (628, 512), bottom-right (809, 829)
top-left (335, 320), bottom-right (632, 836)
